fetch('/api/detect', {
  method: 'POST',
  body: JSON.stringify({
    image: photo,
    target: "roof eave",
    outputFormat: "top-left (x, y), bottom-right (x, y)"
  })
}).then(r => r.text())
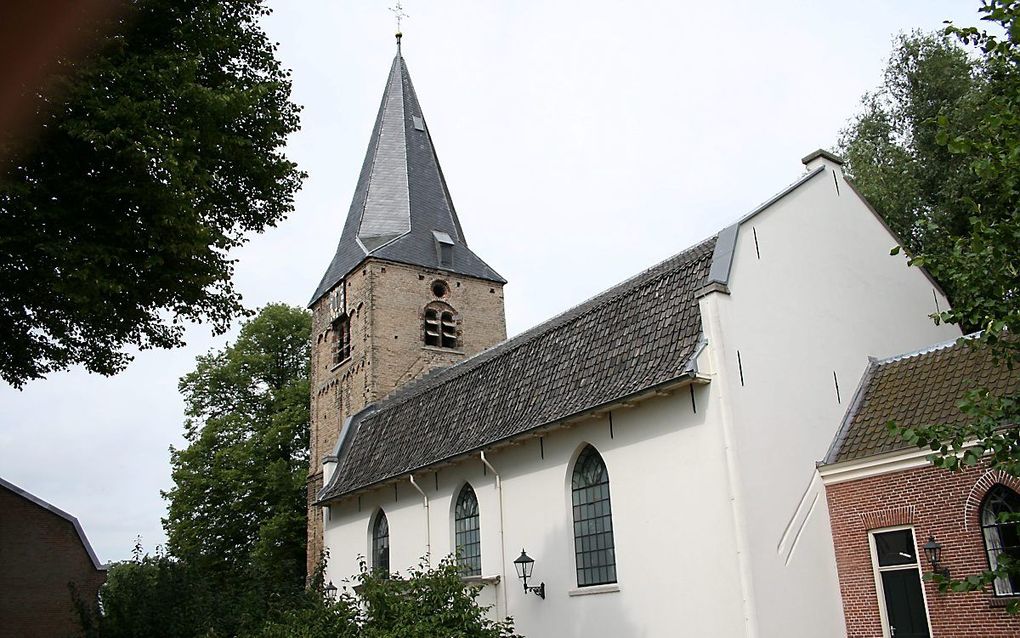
top-left (315, 371), bottom-right (709, 505)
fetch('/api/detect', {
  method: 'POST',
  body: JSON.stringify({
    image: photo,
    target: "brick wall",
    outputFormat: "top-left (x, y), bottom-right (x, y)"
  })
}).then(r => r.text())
top-left (306, 258), bottom-right (506, 576)
top-left (0, 486), bottom-right (106, 638)
top-left (826, 463), bottom-right (1020, 637)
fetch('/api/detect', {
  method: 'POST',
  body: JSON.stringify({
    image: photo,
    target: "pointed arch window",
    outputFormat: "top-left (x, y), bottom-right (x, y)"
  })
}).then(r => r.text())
top-left (572, 445), bottom-right (617, 587)
top-left (455, 484), bottom-right (481, 575)
top-left (372, 510), bottom-right (390, 575)
top-left (982, 485), bottom-right (1020, 595)
top-left (423, 303), bottom-right (458, 349)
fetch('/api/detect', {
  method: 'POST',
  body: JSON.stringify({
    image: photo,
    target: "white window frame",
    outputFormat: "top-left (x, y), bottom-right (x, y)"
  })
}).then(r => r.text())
top-left (867, 525), bottom-right (933, 638)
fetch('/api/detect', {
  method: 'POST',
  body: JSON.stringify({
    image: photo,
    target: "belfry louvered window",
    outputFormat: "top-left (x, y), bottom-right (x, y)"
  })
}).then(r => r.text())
top-left (982, 485), bottom-right (1020, 595)
top-left (372, 510), bottom-right (390, 575)
top-left (424, 304), bottom-right (458, 349)
top-left (331, 315), bottom-right (351, 365)
top-left (455, 484), bottom-right (481, 575)
top-left (571, 445), bottom-right (617, 587)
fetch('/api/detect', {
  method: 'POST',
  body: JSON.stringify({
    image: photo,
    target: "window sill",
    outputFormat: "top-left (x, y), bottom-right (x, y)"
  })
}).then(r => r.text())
top-left (422, 345), bottom-right (464, 355)
top-left (989, 595), bottom-right (1020, 608)
top-left (567, 583), bottom-right (620, 597)
top-left (461, 574), bottom-right (501, 587)
top-left (330, 357), bottom-right (352, 371)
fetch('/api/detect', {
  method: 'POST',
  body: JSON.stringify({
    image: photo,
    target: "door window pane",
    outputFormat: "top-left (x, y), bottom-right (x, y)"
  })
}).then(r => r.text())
top-left (875, 529), bottom-right (917, 567)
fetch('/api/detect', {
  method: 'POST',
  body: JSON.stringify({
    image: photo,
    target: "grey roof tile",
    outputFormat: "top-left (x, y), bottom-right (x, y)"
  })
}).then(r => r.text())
top-left (319, 236), bottom-right (717, 500)
top-left (310, 52), bottom-right (504, 306)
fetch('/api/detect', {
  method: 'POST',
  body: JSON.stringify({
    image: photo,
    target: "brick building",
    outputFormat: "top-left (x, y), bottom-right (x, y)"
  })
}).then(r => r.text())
top-left (0, 477), bottom-right (107, 638)
top-left (821, 337), bottom-right (1020, 638)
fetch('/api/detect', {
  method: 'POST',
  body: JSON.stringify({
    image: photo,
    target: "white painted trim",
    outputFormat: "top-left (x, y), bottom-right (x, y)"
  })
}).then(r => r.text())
top-left (777, 470), bottom-right (823, 563)
top-left (867, 526), bottom-right (933, 638)
top-left (567, 583), bottom-right (620, 597)
top-left (479, 452), bottom-right (509, 619)
top-left (700, 293), bottom-right (759, 637)
top-left (819, 448), bottom-right (934, 485)
top-left (820, 440), bottom-right (985, 485)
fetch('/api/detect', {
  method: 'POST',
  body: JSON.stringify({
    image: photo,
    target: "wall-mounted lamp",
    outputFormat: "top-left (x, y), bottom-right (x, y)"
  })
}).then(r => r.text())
top-left (513, 549), bottom-right (546, 599)
top-left (324, 581), bottom-right (338, 599)
top-left (923, 535), bottom-right (950, 579)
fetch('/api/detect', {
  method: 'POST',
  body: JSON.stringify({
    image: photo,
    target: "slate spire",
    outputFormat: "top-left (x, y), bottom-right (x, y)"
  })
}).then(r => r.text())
top-left (310, 42), bottom-right (505, 305)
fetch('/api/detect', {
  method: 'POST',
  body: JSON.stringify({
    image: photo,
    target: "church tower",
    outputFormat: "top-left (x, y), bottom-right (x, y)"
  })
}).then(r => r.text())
top-left (306, 38), bottom-right (507, 571)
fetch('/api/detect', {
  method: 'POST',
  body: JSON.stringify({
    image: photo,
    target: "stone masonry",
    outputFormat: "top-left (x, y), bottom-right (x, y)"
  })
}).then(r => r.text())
top-left (306, 257), bottom-right (505, 576)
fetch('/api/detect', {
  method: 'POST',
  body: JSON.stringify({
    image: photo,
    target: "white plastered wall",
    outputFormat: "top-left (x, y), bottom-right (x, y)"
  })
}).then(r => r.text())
top-left (323, 390), bottom-right (749, 638)
top-left (702, 156), bottom-right (961, 637)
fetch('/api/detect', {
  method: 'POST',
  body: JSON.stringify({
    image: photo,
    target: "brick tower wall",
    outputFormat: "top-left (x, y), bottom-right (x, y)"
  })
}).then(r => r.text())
top-left (306, 258), bottom-right (506, 577)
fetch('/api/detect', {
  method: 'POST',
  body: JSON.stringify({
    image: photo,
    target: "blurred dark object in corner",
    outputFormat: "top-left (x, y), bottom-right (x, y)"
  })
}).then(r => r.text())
top-left (0, 0), bottom-right (126, 165)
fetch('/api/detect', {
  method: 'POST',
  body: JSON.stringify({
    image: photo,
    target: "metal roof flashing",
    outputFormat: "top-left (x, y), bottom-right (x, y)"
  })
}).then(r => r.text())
top-left (701, 165), bottom-right (827, 293)
top-left (801, 148), bottom-right (845, 170)
top-left (821, 357), bottom-right (878, 466)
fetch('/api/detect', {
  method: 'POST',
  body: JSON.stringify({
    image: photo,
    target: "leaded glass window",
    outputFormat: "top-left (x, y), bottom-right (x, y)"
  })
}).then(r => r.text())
top-left (455, 484), bottom-right (481, 575)
top-left (572, 445), bottom-right (617, 587)
top-left (372, 510), bottom-right (390, 575)
top-left (982, 485), bottom-right (1020, 595)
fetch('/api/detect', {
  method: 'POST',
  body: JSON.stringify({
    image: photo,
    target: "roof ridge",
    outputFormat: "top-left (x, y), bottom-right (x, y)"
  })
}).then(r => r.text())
top-left (367, 235), bottom-right (718, 413)
top-left (874, 331), bottom-right (982, 366)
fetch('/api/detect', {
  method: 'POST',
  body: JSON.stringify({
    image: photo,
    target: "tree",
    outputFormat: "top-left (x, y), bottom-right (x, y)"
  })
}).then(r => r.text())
top-left (162, 303), bottom-right (311, 635)
top-left (837, 32), bottom-right (984, 260)
top-left (0, 0), bottom-right (304, 388)
top-left (854, 0), bottom-right (1020, 607)
top-left (253, 559), bottom-right (520, 638)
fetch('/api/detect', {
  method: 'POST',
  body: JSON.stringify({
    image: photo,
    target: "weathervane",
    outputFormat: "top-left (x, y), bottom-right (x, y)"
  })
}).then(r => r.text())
top-left (389, 2), bottom-right (408, 37)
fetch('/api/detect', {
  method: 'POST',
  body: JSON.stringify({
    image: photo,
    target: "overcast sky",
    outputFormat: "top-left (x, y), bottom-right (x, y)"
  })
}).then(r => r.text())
top-left (0, 1), bottom-right (979, 564)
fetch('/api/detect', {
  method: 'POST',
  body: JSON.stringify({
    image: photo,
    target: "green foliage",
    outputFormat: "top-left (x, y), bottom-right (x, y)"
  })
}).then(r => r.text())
top-left (929, 1), bottom-right (1020, 354)
top-left (876, 0), bottom-right (1020, 608)
top-left (838, 31), bottom-right (982, 258)
top-left (0, 0), bottom-right (304, 388)
top-left (88, 553), bottom-right (209, 638)
top-left (253, 558), bottom-right (520, 638)
top-left (355, 558), bottom-right (518, 638)
top-left (160, 303), bottom-right (312, 635)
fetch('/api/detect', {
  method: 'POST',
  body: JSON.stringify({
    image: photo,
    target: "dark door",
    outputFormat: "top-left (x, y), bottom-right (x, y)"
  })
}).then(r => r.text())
top-left (881, 570), bottom-right (930, 638)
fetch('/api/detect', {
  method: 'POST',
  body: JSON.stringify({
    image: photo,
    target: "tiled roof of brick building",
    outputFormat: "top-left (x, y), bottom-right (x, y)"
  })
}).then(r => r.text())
top-left (318, 236), bottom-right (717, 501)
top-left (824, 336), bottom-right (1020, 465)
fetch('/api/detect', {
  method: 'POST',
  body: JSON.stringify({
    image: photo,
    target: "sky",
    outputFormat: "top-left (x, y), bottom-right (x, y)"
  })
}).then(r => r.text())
top-left (0, 1), bottom-right (980, 564)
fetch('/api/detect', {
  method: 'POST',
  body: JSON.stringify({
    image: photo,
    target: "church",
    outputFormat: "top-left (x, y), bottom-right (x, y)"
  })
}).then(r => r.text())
top-left (305, 38), bottom-right (960, 637)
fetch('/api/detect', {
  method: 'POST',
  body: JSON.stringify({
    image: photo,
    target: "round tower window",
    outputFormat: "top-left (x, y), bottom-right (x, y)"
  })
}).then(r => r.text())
top-left (431, 280), bottom-right (449, 298)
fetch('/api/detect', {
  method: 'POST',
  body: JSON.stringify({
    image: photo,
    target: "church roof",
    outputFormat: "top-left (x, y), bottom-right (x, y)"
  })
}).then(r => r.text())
top-left (318, 235), bottom-right (717, 501)
top-left (309, 48), bottom-right (504, 306)
top-left (823, 336), bottom-right (1020, 465)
